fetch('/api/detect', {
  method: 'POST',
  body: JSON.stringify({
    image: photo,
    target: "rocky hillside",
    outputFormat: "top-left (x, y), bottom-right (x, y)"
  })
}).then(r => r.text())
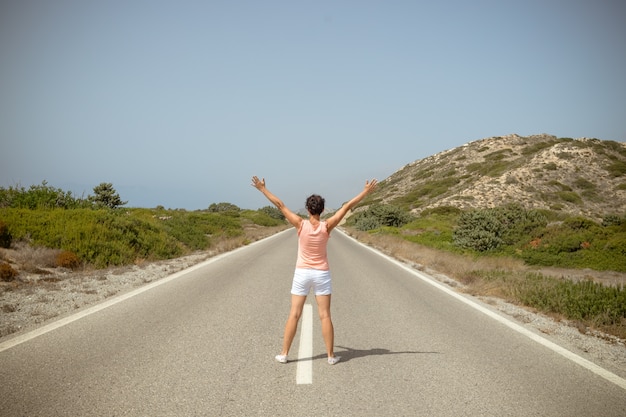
top-left (372, 134), bottom-right (626, 220)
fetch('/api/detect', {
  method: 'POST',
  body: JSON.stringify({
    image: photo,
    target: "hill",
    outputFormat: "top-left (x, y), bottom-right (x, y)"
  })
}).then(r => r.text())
top-left (371, 134), bottom-right (626, 220)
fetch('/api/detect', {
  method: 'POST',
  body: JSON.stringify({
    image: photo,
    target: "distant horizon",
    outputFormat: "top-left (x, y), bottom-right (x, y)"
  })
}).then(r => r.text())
top-left (4, 133), bottom-right (623, 212)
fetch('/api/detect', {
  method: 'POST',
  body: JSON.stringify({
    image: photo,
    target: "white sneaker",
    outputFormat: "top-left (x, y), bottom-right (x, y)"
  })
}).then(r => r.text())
top-left (328, 356), bottom-right (340, 365)
top-left (275, 354), bottom-right (288, 363)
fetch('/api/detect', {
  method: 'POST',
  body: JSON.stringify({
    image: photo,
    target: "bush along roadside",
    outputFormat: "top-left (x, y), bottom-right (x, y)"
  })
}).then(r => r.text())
top-left (344, 203), bottom-right (626, 339)
top-left (0, 207), bottom-right (284, 269)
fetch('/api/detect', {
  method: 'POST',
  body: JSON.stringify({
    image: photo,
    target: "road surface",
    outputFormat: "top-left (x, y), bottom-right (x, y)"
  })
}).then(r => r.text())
top-left (1, 229), bottom-right (625, 416)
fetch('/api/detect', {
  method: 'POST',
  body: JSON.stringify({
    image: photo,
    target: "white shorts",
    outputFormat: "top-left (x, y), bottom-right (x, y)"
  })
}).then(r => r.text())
top-left (291, 268), bottom-right (332, 296)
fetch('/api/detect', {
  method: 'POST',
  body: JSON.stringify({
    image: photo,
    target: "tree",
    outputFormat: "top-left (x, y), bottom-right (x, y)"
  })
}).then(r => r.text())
top-left (0, 181), bottom-right (87, 209)
top-left (207, 202), bottom-right (240, 212)
top-left (259, 205), bottom-right (284, 220)
top-left (89, 183), bottom-right (127, 209)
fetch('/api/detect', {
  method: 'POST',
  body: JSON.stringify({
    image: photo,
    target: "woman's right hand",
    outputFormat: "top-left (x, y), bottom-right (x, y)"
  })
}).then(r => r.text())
top-left (251, 176), bottom-right (266, 191)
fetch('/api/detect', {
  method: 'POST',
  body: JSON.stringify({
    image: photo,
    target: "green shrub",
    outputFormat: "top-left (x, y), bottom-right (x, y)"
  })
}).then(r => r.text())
top-left (453, 212), bottom-right (504, 251)
top-left (453, 204), bottom-right (547, 252)
top-left (602, 140), bottom-right (626, 156)
top-left (0, 220), bottom-right (11, 248)
top-left (0, 181), bottom-right (89, 209)
top-left (606, 160), bottom-right (626, 177)
top-left (350, 204), bottom-right (413, 231)
top-left (392, 189), bottom-right (426, 210)
top-left (521, 138), bottom-right (568, 155)
top-left (547, 180), bottom-right (571, 191)
top-left (0, 190), bottom-right (285, 269)
top-left (602, 214), bottom-right (624, 227)
top-left (0, 208), bottom-right (183, 267)
top-left (255, 215), bottom-right (284, 227)
top-left (355, 216), bottom-right (383, 231)
top-left (398, 209), bottom-right (459, 251)
top-left (421, 206), bottom-right (462, 216)
top-left (207, 202), bottom-right (241, 212)
top-left (513, 273), bottom-right (626, 326)
top-left (419, 177), bottom-right (461, 198)
top-left (563, 216), bottom-right (597, 230)
top-left (476, 270), bottom-right (626, 333)
top-left (240, 209), bottom-right (285, 227)
top-left (573, 178), bottom-right (595, 190)
top-left (258, 206), bottom-right (284, 220)
top-left (558, 191), bottom-right (582, 204)
top-left (467, 160), bottom-right (510, 177)
top-left (519, 215), bottom-right (626, 271)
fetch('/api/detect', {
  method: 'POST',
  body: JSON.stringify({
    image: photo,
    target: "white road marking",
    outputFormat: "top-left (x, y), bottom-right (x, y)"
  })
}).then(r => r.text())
top-left (340, 229), bottom-right (626, 391)
top-left (296, 304), bottom-right (313, 385)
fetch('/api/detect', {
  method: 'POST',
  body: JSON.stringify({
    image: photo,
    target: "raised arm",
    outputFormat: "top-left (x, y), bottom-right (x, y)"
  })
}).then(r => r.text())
top-left (251, 176), bottom-right (303, 228)
top-left (325, 179), bottom-right (378, 232)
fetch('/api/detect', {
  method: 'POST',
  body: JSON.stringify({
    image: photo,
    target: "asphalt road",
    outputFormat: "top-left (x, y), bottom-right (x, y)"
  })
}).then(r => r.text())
top-left (1, 229), bottom-right (625, 416)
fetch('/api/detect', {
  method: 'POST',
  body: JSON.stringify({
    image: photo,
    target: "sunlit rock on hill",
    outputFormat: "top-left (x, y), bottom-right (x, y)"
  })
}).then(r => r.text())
top-left (373, 134), bottom-right (626, 219)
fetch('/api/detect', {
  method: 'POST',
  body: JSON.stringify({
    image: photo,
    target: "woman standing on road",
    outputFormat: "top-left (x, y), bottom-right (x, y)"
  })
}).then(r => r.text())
top-left (251, 176), bottom-right (377, 365)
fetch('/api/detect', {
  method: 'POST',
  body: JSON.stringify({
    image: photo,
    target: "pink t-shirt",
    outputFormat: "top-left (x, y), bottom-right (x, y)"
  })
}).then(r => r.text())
top-left (296, 220), bottom-right (330, 270)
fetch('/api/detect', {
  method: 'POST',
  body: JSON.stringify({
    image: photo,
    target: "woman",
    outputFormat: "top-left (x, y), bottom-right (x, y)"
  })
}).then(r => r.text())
top-left (251, 176), bottom-right (378, 365)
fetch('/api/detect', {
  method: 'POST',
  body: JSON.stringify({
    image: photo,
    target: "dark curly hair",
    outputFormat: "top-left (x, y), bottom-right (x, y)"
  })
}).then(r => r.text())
top-left (305, 194), bottom-right (325, 215)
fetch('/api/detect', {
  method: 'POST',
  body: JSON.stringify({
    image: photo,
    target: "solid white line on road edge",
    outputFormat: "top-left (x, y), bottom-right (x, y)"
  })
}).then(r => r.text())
top-left (296, 304), bottom-right (313, 385)
top-left (339, 229), bottom-right (626, 392)
top-left (0, 231), bottom-right (289, 353)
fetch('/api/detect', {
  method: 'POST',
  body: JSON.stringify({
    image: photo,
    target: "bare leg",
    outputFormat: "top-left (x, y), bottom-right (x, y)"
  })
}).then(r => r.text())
top-left (315, 294), bottom-right (335, 358)
top-left (280, 295), bottom-right (307, 356)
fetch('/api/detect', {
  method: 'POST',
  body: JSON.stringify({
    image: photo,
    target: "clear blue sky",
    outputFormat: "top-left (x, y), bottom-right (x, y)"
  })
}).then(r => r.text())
top-left (1, 1), bottom-right (624, 210)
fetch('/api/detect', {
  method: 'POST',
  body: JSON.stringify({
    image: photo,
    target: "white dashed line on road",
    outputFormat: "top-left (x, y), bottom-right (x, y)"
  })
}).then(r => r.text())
top-left (296, 304), bottom-right (313, 385)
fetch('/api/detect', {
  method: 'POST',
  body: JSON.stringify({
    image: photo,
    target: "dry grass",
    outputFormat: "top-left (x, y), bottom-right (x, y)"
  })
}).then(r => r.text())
top-left (0, 223), bottom-right (292, 339)
top-left (344, 228), bottom-right (625, 287)
top-left (345, 228), bottom-right (526, 282)
top-left (3, 222), bottom-right (623, 341)
top-left (344, 227), bottom-right (626, 340)
top-left (209, 224), bottom-right (290, 255)
top-left (0, 242), bottom-right (61, 274)
top-left (0, 224), bottom-right (290, 300)
top-left (242, 223), bottom-right (289, 241)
